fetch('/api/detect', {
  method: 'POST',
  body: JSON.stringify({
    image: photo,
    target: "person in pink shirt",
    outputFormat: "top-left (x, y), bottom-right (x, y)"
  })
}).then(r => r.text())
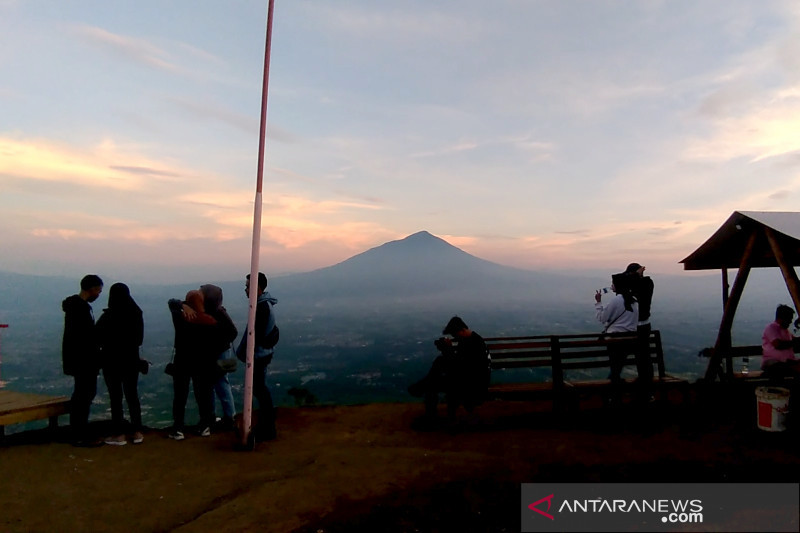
top-left (761, 304), bottom-right (800, 378)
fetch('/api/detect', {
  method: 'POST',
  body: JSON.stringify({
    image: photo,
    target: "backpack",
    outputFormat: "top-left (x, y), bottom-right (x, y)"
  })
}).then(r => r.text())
top-left (260, 324), bottom-right (280, 349)
top-left (257, 298), bottom-right (279, 350)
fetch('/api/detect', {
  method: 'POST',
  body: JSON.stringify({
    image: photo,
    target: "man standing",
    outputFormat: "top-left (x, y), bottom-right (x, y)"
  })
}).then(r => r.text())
top-left (625, 263), bottom-right (654, 397)
top-left (237, 272), bottom-right (278, 442)
top-left (62, 274), bottom-right (103, 446)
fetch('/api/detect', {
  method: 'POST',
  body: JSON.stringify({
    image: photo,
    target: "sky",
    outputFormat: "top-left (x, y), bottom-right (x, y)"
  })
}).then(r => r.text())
top-left (1, 1), bottom-right (800, 284)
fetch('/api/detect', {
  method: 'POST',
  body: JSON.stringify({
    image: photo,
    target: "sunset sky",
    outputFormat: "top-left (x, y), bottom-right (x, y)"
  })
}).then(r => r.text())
top-left (2, 1), bottom-right (800, 283)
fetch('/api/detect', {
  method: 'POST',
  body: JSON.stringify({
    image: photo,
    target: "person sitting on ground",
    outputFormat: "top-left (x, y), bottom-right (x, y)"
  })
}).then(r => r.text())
top-left (408, 316), bottom-right (491, 426)
top-left (761, 304), bottom-right (800, 379)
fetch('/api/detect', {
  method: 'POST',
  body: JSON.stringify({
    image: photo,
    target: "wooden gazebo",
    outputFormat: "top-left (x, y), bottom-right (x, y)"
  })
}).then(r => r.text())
top-left (681, 211), bottom-right (800, 381)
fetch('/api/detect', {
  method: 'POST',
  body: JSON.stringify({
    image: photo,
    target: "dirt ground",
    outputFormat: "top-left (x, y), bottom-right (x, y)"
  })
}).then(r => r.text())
top-left (1, 393), bottom-right (798, 532)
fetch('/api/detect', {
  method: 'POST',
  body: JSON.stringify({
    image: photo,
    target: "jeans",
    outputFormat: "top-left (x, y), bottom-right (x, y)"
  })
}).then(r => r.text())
top-left (214, 374), bottom-right (236, 419)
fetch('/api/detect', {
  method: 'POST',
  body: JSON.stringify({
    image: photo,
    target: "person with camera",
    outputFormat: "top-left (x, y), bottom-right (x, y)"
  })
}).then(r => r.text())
top-left (408, 316), bottom-right (491, 426)
top-left (594, 273), bottom-right (639, 385)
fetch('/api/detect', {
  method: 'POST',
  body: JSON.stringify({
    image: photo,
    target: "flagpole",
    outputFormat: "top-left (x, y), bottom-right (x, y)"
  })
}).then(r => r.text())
top-left (242, 0), bottom-right (276, 447)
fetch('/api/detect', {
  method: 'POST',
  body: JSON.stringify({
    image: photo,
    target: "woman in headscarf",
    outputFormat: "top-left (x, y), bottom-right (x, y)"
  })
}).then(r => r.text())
top-left (97, 282), bottom-right (144, 445)
top-left (200, 284), bottom-right (239, 431)
top-left (167, 289), bottom-right (223, 440)
top-left (594, 272), bottom-right (639, 392)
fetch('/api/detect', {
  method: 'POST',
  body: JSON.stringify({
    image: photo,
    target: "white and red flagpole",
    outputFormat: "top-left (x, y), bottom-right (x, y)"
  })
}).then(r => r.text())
top-left (242, 0), bottom-right (276, 447)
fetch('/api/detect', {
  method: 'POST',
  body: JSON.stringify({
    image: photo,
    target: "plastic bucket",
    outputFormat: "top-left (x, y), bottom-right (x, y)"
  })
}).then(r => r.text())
top-left (755, 386), bottom-right (790, 432)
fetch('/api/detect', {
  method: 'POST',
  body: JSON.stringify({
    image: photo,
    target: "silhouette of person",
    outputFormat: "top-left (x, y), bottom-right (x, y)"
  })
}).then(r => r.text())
top-left (96, 282), bottom-right (144, 445)
top-left (595, 273), bottom-right (638, 386)
top-left (236, 272), bottom-right (278, 442)
top-left (199, 284), bottom-right (238, 431)
top-left (625, 262), bottom-right (655, 399)
top-left (167, 289), bottom-right (232, 440)
top-left (408, 316), bottom-right (491, 426)
top-left (762, 304), bottom-right (800, 378)
top-left (62, 274), bottom-right (103, 446)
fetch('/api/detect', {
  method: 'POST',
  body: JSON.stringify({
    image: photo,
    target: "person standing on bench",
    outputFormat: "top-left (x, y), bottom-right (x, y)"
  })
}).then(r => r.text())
top-left (408, 316), bottom-right (491, 426)
top-left (625, 262), bottom-right (655, 401)
top-left (595, 273), bottom-right (639, 388)
top-left (62, 274), bottom-right (104, 447)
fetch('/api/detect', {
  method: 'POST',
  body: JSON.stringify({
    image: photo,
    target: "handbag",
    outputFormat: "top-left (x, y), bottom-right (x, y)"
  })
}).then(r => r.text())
top-left (216, 345), bottom-right (237, 374)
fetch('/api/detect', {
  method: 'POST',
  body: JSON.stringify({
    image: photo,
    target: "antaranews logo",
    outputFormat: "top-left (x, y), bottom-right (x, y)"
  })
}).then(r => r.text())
top-left (527, 494), bottom-right (554, 520)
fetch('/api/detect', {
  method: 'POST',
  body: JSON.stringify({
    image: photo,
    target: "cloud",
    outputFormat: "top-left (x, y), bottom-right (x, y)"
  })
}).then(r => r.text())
top-left (71, 24), bottom-right (184, 74)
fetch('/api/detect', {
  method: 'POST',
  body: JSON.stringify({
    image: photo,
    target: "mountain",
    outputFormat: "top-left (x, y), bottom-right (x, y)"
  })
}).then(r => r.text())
top-left (274, 231), bottom-right (584, 308)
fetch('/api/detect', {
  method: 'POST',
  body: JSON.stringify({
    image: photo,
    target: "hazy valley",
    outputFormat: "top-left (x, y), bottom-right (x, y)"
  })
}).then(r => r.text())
top-left (0, 231), bottom-right (794, 432)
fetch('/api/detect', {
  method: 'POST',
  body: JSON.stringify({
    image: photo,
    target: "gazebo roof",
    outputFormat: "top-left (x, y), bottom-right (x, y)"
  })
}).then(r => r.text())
top-left (681, 211), bottom-right (800, 270)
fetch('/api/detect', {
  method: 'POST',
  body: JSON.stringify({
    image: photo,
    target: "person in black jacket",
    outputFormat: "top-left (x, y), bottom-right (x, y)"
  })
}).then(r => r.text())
top-left (167, 287), bottom-right (236, 440)
top-left (408, 316), bottom-right (491, 426)
top-left (62, 274), bottom-right (103, 446)
top-left (96, 283), bottom-right (144, 446)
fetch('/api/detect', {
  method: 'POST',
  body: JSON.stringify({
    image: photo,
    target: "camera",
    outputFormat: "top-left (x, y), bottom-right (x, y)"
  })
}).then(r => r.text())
top-left (434, 336), bottom-right (451, 352)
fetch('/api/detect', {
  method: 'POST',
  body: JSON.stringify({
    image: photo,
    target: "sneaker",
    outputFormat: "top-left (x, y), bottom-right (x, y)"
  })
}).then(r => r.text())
top-left (199, 426), bottom-right (211, 437)
top-left (214, 416), bottom-right (235, 432)
top-left (104, 434), bottom-right (127, 446)
top-left (72, 438), bottom-right (104, 448)
top-left (168, 430), bottom-right (185, 441)
top-left (131, 431), bottom-right (144, 444)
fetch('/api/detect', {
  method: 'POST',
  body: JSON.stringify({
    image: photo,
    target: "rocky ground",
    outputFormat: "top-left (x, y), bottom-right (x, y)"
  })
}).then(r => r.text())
top-left (1, 390), bottom-right (798, 532)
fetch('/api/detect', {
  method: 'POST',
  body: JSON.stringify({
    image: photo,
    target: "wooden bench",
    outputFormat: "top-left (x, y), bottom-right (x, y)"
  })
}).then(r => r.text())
top-left (486, 330), bottom-right (688, 410)
top-left (705, 343), bottom-right (799, 384)
top-left (0, 390), bottom-right (71, 438)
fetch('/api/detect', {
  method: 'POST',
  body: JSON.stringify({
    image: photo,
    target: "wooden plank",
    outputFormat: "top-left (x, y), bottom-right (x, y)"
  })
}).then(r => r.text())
top-left (0, 390), bottom-right (70, 427)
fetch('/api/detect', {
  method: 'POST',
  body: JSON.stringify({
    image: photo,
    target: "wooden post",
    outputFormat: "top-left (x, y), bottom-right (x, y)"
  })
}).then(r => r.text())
top-left (704, 231), bottom-right (758, 381)
top-left (721, 268), bottom-right (729, 308)
top-left (764, 228), bottom-right (800, 313)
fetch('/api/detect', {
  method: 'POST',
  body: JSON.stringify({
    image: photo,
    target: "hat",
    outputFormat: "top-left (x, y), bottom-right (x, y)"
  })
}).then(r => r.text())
top-left (625, 263), bottom-right (643, 274)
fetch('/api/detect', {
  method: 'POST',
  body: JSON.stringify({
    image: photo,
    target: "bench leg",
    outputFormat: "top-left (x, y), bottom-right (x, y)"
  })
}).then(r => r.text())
top-left (48, 416), bottom-right (59, 432)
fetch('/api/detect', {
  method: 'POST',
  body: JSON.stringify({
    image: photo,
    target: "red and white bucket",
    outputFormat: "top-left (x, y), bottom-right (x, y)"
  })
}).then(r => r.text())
top-left (755, 386), bottom-right (790, 432)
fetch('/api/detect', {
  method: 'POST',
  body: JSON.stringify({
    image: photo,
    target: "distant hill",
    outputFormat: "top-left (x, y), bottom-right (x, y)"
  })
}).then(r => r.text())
top-left (274, 231), bottom-right (593, 309)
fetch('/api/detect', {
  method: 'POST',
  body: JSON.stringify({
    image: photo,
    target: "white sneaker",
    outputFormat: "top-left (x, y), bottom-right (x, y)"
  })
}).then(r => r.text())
top-left (168, 430), bottom-right (185, 441)
top-left (104, 434), bottom-right (127, 446)
top-left (199, 426), bottom-right (211, 437)
top-left (131, 431), bottom-right (144, 444)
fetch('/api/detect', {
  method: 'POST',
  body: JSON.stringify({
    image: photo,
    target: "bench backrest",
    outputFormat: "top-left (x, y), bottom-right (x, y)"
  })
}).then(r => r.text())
top-left (485, 330), bottom-right (666, 381)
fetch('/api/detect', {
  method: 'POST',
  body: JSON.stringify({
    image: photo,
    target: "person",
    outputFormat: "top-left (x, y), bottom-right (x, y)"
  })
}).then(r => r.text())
top-left (625, 262), bottom-right (655, 398)
top-left (96, 283), bottom-right (145, 446)
top-left (761, 304), bottom-right (800, 379)
top-left (594, 273), bottom-right (639, 383)
top-left (62, 274), bottom-right (103, 446)
top-left (407, 316), bottom-right (491, 425)
top-left (236, 272), bottom-right (278, 442)
top-left (199, 284), bottom-right (239, 431)
top-left (167, 289), bottom-right (231, 440)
